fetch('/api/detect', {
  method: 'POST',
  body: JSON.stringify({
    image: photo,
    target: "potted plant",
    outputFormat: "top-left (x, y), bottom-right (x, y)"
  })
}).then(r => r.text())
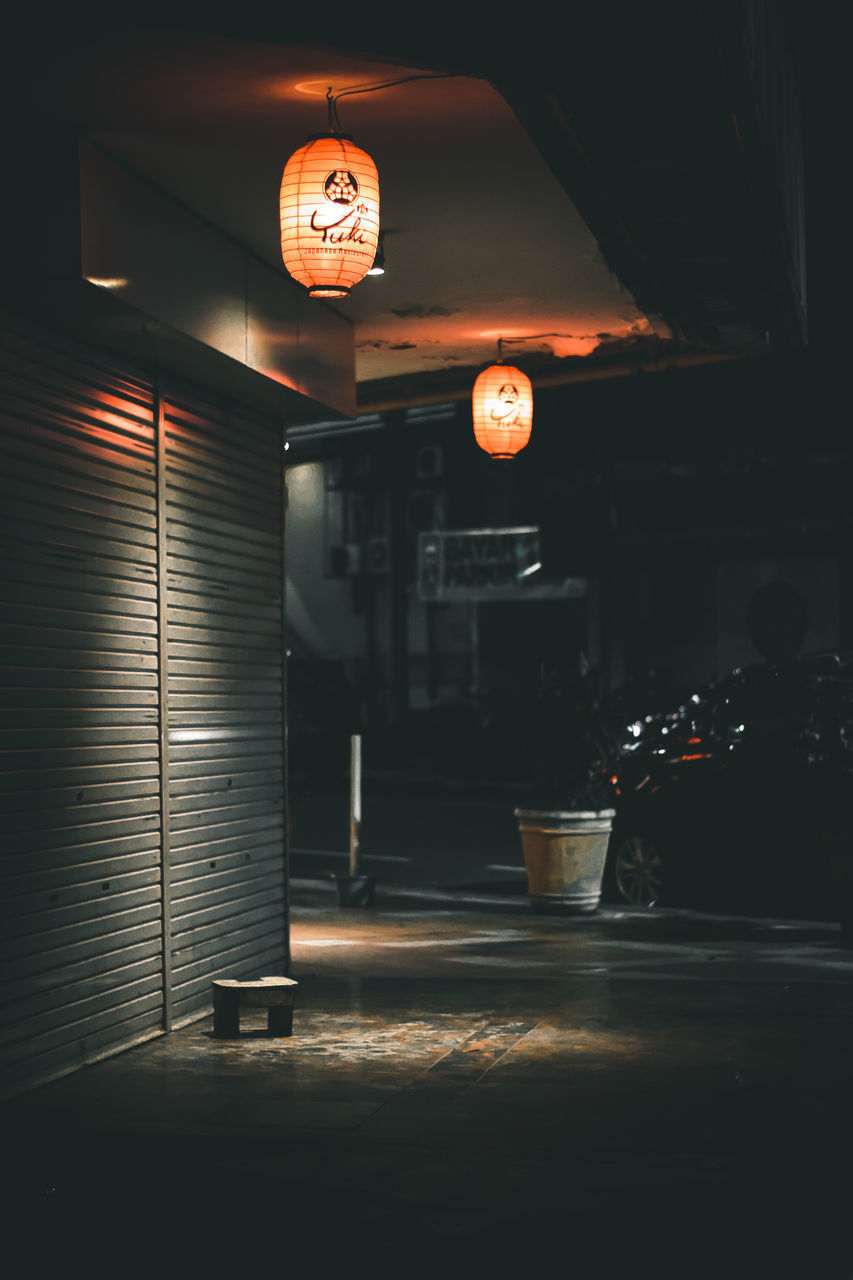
top-left (515, 656), bottom-right (621, 913)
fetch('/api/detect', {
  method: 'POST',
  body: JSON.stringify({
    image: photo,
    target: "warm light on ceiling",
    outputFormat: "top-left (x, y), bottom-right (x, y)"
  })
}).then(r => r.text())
top-left (472, 363), bottom-right (533, 459)
top-left (293, 79), bottom-right (361, 97)
top-left (280, 133), bottom-right (380, 298)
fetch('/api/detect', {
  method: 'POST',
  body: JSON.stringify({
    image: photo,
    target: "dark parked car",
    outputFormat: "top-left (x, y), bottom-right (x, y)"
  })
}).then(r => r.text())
top-left (603, 652), bottom-right (853, 926)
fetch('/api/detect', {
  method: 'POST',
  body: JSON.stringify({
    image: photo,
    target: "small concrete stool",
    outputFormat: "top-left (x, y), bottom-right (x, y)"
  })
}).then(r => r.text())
top-left (212, 976), bottom-right (298, 1038)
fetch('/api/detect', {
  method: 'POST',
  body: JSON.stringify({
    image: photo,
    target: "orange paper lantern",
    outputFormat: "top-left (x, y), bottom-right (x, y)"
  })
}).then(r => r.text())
top-left (472, 364), bottom-right (533, 458)
top-left (280, 134), bottom-right (380, 298)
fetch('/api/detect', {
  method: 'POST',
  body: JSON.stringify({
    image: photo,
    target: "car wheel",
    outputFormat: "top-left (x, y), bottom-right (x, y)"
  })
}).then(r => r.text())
top-left (612, 834), bottom-right (663, 906)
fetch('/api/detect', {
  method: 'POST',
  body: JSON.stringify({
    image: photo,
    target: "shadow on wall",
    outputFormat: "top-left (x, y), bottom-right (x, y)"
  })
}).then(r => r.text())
top-left (747, 579), bottom-right (807, 662)
top-left (717, 557), bottom-right (839, 675)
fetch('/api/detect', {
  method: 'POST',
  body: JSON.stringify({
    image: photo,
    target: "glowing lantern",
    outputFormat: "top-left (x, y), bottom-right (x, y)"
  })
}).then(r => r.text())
top-left (472, 363), bottom-right (533, 458)
top-left (280, 133), bottom-right (380, 298)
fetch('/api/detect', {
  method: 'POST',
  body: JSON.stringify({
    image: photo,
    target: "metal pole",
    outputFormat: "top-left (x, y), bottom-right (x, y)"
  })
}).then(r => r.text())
top-left (386, 411), bottom-right (409, 727)
top-left (281, 429), bottom-right (291, 976)
top-left (349, 733), bottom-right (362, 877)
top-left (470, 601), bottom-right (480, 695)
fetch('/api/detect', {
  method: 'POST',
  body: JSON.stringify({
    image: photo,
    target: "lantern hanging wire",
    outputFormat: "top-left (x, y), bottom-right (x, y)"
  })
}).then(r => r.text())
top-left (324, 73), bottom-right (458, 134)
top-left (326, 87), bottom-right (342, 134)
top-left (494, 332), bottom-right (591, 355)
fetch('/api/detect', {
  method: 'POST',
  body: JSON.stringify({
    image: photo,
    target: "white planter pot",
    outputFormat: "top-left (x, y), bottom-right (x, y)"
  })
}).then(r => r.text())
top-left (515, 808), bottom-right (615, 913)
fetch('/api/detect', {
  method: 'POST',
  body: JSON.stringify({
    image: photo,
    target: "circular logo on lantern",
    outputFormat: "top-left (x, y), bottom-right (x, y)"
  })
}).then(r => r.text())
top-left (492, 384), bottom-right (520, 423)
top-left (324, 170), bottom-right (359, 205)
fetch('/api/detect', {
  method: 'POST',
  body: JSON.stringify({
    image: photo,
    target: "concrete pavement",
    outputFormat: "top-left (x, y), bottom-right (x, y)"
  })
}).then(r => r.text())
top-left (4, 840), bottom-right (853, 1276)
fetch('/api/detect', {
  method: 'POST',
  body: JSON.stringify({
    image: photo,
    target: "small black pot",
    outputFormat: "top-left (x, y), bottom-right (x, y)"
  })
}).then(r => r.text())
top-left (331, 873), bottom-right (377, 908)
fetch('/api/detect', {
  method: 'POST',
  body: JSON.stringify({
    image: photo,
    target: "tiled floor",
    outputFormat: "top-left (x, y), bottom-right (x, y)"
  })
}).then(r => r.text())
top-left (5, 890), bottom-right (853, 1276)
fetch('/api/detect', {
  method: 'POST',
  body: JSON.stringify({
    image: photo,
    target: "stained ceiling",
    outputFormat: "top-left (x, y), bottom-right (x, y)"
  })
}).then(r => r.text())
top-left (14, 9), bottom-right (807, 417)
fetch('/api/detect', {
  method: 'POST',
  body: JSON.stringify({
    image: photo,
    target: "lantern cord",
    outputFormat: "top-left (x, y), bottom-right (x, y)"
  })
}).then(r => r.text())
top-left (496, 332), bottom-right (607, 359)
top-left (500, 332), bottom-right (599, 343)
top-left (326, 87), bottom-right (342, 134)
top-left (325, 73), bottom-right (459, 131)
top-left (331, 73), bottom-right (457, 102)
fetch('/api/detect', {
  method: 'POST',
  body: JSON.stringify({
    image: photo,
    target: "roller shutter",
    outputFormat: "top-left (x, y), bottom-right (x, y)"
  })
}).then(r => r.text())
top-left (163, 383), bottom-right (287, 1028)
top-left (0, 323), bottom-right (164, 1095)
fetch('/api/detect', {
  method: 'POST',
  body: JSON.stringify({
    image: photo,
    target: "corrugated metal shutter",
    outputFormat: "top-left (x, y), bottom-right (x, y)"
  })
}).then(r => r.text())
top-left (0, 323), bottom-right (164, 1096)
top-left (163, 384), bottom-right (287, 1027)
